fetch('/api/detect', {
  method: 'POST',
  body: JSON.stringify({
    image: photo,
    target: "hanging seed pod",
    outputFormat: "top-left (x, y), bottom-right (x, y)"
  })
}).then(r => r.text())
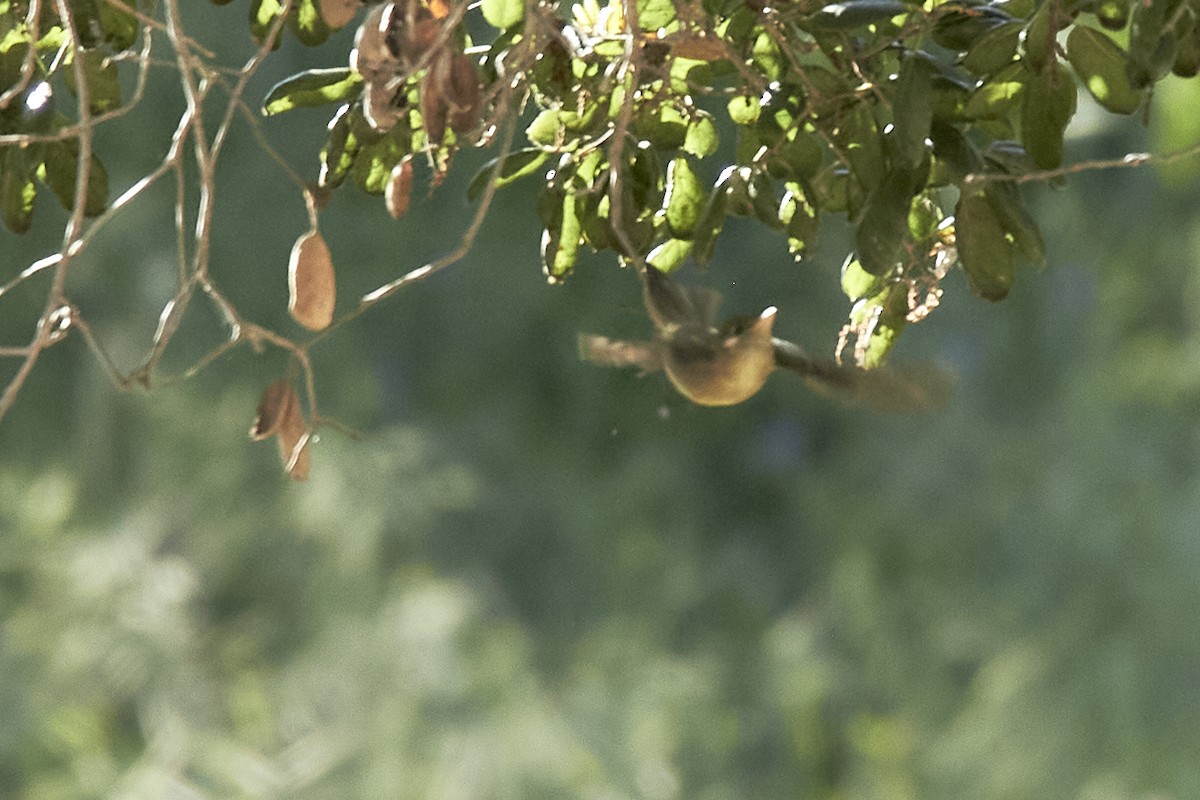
top-left (250, 378), bottom-right (297, 440)
top-left (420, 52), bottom-right (450, 144)
top-left (443, 53), bottom-right (482, 134)
top-left (319, 0), bottom-right (361, 28)
top-left (276, 392), bottom-right (312, 481)
top-left (386, 156), bottom-right (414, 218)
top-left (288, 229), bottom-right (337, 331)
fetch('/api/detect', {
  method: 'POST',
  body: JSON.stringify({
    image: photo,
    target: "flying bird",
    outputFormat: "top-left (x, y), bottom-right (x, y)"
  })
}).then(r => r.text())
top-left (578, 266), bottom-right (950, 410)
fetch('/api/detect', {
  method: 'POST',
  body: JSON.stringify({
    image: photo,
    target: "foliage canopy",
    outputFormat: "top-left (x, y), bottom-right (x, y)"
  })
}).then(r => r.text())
top-left (1, 0), bottom-right (1199, 469)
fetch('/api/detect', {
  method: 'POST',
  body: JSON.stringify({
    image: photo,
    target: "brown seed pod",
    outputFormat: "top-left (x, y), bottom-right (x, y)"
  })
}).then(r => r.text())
top-left (288, 229), bottom-right (337, 331)
top-left (352, 4), bottom-right (394, 74)
top-left (250, 378), bottom-right (297, 440)
top-left (386, 157), bottom-right (414, 219)
top-left (319, 0), bottom-right (361, 28)
top-left (443, 53), bottom-right (482, 134)
top-left (276, 392), bottom-right (312, 481)
top-left (420, 54), bottom-right (450, 144)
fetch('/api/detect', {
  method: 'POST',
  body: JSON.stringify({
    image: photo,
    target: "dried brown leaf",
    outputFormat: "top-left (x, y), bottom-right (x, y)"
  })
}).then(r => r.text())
top-left (443, 53), bottom-right (481, 133)
top-left (420, 58), bottom-right (449, 144)
top-left (250, 378), bottom-right (298, 440)
top-left (288, 230), bottom-right (337, 331)
top-left (276, 393), bottom-right (312, 481)
top-left (319, 0), bottom-right (361, 28)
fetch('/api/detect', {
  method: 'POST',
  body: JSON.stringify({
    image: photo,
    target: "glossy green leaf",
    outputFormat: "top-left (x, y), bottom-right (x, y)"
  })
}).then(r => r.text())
top-left (956, 189), bottom-right (1014, 300)
top-left (250, 0), bottom-right (285, 45)
top-left (647, 238), bottom-right (693, 272)
top-left (1020, 62), bottom-right (1077, 169)
top-left (727, 95), bottom-right (760, 126)
top-left (289, 0), bottom-right (332, 46)
top-left (683, 113), bottom-right (719, 158)
top-left (319, 104), bottom-right (361, 189)
top-left (41, 139), bottom-right (108, 217)
top-left (806, 0), bottom-right (910, 31)
top-left (262, 69), bottom-right (362, 115)
top-left (482, 0), bottom-right (525, 29)
top-left (541, 191), bottom-right (581, 282)
top-left (840, 254), bottom-right (883, 301)
top-left (637, 0), bottom-right (678, 30)
top-left (1066, 26), bottom-right (1141, 114)
top-left (467, 149), bottom-right (549, 202)
top-left (664, 157), bottom-right (703, 238)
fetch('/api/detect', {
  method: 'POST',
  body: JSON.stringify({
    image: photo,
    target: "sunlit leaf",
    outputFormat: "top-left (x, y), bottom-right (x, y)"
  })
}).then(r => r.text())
top-left (263, 68), bottom-right (363, 115)
top-left (1066, 26), bottom-right (1141, 114)
top-left (467, 149), bottom-right (549, 201)
top-left (664, 157), bottom-right (703, 238)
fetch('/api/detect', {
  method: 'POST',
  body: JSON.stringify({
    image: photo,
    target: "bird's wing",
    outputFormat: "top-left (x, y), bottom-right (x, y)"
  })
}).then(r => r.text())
top-left (642, 265), bottom-right (722, 329)
top-left (772, 337), bottom-right (952, 411)
top-left (578, 334), bottom-right (663, 374)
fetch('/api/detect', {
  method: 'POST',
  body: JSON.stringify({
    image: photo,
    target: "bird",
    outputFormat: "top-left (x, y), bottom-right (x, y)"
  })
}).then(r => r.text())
top-left (578, 265), bottom-right (950, 410)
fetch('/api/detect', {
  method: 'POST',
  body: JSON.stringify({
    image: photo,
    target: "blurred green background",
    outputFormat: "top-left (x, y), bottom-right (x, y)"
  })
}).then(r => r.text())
top-left (4, 9), bottom-right (1200, 799)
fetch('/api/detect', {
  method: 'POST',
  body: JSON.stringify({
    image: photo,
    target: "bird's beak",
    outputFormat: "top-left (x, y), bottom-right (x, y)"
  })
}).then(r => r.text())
top-left (752, 306), bottom-right (778, 338)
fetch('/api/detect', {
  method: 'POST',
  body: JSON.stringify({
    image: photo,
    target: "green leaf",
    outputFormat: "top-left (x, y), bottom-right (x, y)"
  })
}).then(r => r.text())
top-left (647, 238), bottom-right (693, 272)
top-left (482, 0), bottom-right (525, 29)
top-left (1022, 0), bottom-right (1058, 71)
top-left (961, 21), bottom-right (1021, 77)
top-left (780, 185), bottom-right (819, 258)
top-left (319, 104), bottom-right (361, 189)
top-left (1066, 26), bottom-right (1142, 114)
top-left (663, 157), bottom-right (703, 238)
top-left (766, 130), bottom-right (823, 181)
top-left (262, 69), bottom-right (362, 115)
top-left (97, 0), bottom-right (139, 50)
top-left (932, 3), bottom-right (1014, 51)
top-left (806, 0), bottom-right (910, 31)
top-left (890, 53), bottom-right (935, 171)
top-left (290, 0), bottom-right (333, 46)
top-left (841, 254), bottom-right (883, 301)
top-left (727, 95), bottom-right (760, 126)
top-left (63, 48), bottom-right (121, 114)
top-left (1126, 0), bottom-right (1182, 88)
top-left (41, 139), bottom-right (108, 217)
top-left (632, 102), bottom-right (688, 150)
top-left (956, 189), bottom-right (1014, 300)
top-left (855, 167), bottom-right (918, 276)
top-left (541, 191), bottom-right (581, 282)
top-left (467, 149), bottom-right (549, 201)
top-left (1020, 62), bottom-right (1077, 169)
top-left (1, 148), bottom-right (36, 234)
top-left (683, 113), bottom-right (719, 158)
top-left (963, 62), bottom-right (1027, 121)
top-left (637, 0), bottom-right (678, 30)
top-left (983, 183), bottom-right (1045, 267)
top-left (250, 0), bottom-right (286, 45)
